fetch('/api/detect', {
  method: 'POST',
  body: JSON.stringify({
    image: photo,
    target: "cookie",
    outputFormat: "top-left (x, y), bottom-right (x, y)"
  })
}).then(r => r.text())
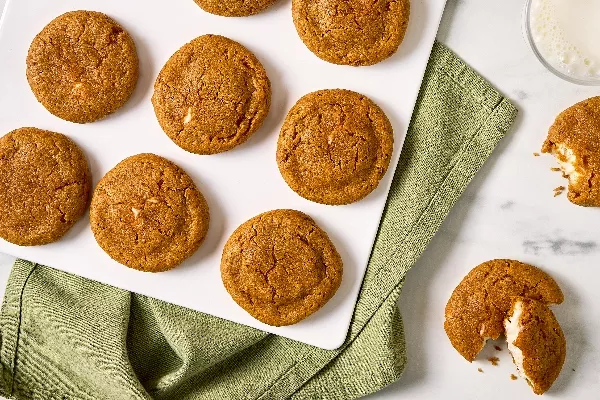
top-left (292, 0), bottom-right (411, 66)
top-left (505, 297), bottom-right (566, 395)
top-left (221, 209), bottom-right (343, 326)
top-left (0, 127), bottom-right (91, 246)
top-left (90, 154), bottom-right (210, 272)
top-left (26, 11), bottom-right (139, 123)
top-left (444, 259), bottom-right (563, 362)
top-left (152, 35), bottom-right (271, 155)
top-left (542, 96), bottom-right (600, 206)
top-left (193, 0), bottom-right (278, 17)
top-left (277, 89), bottom-right (394, 205)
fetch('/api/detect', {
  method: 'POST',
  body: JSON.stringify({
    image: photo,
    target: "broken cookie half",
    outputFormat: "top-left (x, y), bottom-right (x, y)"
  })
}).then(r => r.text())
top-left (542, 96), bottom-right (600, 206)
top-left (505, 297), bottom-right (566, 395)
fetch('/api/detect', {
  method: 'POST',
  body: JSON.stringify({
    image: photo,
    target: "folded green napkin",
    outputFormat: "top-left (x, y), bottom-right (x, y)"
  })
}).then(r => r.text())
top-left (0, 42), bottom-right (517, 400)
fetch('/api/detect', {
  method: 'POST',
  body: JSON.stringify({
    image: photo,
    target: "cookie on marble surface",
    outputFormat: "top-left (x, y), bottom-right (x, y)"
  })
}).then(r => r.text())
top-left (444, 259), bottom-right (563, 362)
top-left (277, 89), bottom-right (394, 205)
top-left (0, 127), bottom-right (91, 246)
top-left (505, 297), bottom-right (566, 395)
top-left (152, 34), bottom-right (271, 155)
top-left (292, 0), bottom-right (411, 66)
top-left (542, 96), bottom-right (600, 206)
top-left (221, 209), bottom-right (343, 326)
top-left (26, 10), bottom-right (139, 123)
top-left (193, 0), bottom-right (278, 17)
top-left (90, 154), bottom-right (209, 272)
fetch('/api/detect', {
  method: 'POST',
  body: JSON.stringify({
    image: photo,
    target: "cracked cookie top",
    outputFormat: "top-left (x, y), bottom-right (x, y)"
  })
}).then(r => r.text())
top-left (26, 10), bottom-right (139, 123)
top-left (0, 127), bottom-right (91, 246)
top-left (542, 96), bottom-right (600, 207)
top-left (90, 153), bottom-right (210, 272)
top-left (292, 0), bottom-right (411, 66)
top-left (193, 0), bottom-right (279, 17)
top-left (152, 35), bottom-right (271, 155)
top-left (221, 209), bottom-right (343, 326)
top-left (444, 259), bottom-right (563, 362)
top-left (277, 89), bottom-right (394, 205)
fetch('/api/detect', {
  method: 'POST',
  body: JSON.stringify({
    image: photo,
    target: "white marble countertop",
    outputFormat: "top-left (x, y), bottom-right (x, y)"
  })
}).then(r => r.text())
top-left (2, 1), bottom-right (600, 399)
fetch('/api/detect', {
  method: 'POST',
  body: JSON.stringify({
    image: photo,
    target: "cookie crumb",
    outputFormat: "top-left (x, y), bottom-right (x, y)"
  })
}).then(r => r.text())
top-left (554, 186), bottom-right (566, 197)
top-left (534, 152), bottom-right (540, 157)
top-left (494, 345), bottom-right (502, 351)
top-left (478, 368), bottom-right (484, 373)
top-left (488, 357), bottom-right (500, 366)
top-left (511, 374), bottom-right (518, 380)
top-left (551, 167), bottom-right (562, 172)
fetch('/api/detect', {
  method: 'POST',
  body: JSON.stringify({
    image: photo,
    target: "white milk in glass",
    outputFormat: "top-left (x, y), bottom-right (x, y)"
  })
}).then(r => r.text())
top-left (530, 0), bottom-right (600, 80)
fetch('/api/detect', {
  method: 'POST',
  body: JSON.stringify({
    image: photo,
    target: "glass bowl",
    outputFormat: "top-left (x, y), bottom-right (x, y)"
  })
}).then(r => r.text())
top-left (523, 0), bottom-right (600, 86)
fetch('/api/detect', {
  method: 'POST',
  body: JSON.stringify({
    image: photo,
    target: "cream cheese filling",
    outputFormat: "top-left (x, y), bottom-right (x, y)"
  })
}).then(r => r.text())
top-left (504, 300), bottom-right (533, 386)
top-left (555, 143), bottom-right (581, 183)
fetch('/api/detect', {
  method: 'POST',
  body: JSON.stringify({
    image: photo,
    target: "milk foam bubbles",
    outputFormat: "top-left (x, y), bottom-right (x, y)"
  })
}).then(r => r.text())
top-left (530, 0), bottom-right (600, 80)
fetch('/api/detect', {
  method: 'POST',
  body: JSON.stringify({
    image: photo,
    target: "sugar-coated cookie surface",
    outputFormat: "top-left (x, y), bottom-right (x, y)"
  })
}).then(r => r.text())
top-left (542, 96), bottom-right (600, 207)
top-left (26, 10), bottom-right (139, 123)
top-left (292, 0), bottom-right (411, 66)
top-left (0, 128), bottom-right (91, 246)
top-left (277, 89), bottom-right (394, 205)
top-left (505, 297), bottom-right (566, 395)
top-left (152, 35), bottom-right (271, 155)
top-left (90, 154), bottom-right (210, 272)
top-left (193, 0), bottom-right (278, 17)
top-left (444, 259), bottom-right (563, 362)
top-left (221, 209), bottom-right (343, 326)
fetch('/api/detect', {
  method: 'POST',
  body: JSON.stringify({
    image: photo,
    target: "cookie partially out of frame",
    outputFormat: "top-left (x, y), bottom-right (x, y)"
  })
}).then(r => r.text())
top-left (90, 154), bottom-right (210, 272)
top-left (152, 34), bottom-right (271, 155)
top-left (221, 209), bottom-right (343, 326)
top-left (26, 10), bottom-right (139, 123)
top-left (193, 0), bottom-right (278, 17)
top-left (444, 259), bottom-right (563, 362)
top-left (0, 127), bottom-right (91, 246)
top-left (292, 0), bottom-right (411, 66)
top-left (542, 96), bottom-right (600, 206)
top-left (505, 297), bottom-right (566, 395)
top-left (277, 89), bottom-right (394, 205)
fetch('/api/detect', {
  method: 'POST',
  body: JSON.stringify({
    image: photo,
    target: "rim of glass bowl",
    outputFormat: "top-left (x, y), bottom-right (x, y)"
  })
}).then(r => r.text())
top-left (523, 0), bottom-right (600, 86)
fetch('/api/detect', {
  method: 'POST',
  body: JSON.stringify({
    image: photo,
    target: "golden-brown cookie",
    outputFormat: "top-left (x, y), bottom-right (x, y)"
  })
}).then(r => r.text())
top-left (277, 89), bottom-right (394, 205)
top-left (90, 154), bottom-right (209, 272)
top-left (221, 209), bottom-right (343, 326)
top-left (0, 127), bottom-right (91, 246)
top-left (152, 35), bottom-right (271, 155)
top-left (292, 0), bottom-right (411, 66)
top-left (444, 259), bottom-right (564, 362)
top-left (542, 96), bottom-right (600, 206)
top-left (26, 11), bottom-right (139, 123)
top-left (505, 297), bottom-right (566, 395)
top-left (193, 0), bottom-right (278, 17)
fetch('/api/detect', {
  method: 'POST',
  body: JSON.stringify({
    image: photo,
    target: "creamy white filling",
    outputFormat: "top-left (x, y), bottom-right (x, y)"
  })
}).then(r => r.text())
top-left (505, 301), bottom-right (532, 385)
top-left (555, 143), bottom-right (580, 182)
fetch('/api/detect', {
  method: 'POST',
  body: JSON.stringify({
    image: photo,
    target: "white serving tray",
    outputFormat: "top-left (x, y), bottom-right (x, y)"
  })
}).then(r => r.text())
top-left (0, 0), bottom-right (447, 349)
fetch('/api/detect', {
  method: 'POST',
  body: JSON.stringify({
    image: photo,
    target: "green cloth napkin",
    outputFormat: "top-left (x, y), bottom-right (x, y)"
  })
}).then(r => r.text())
top-left (0, 42), bottom-right (517, 400)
